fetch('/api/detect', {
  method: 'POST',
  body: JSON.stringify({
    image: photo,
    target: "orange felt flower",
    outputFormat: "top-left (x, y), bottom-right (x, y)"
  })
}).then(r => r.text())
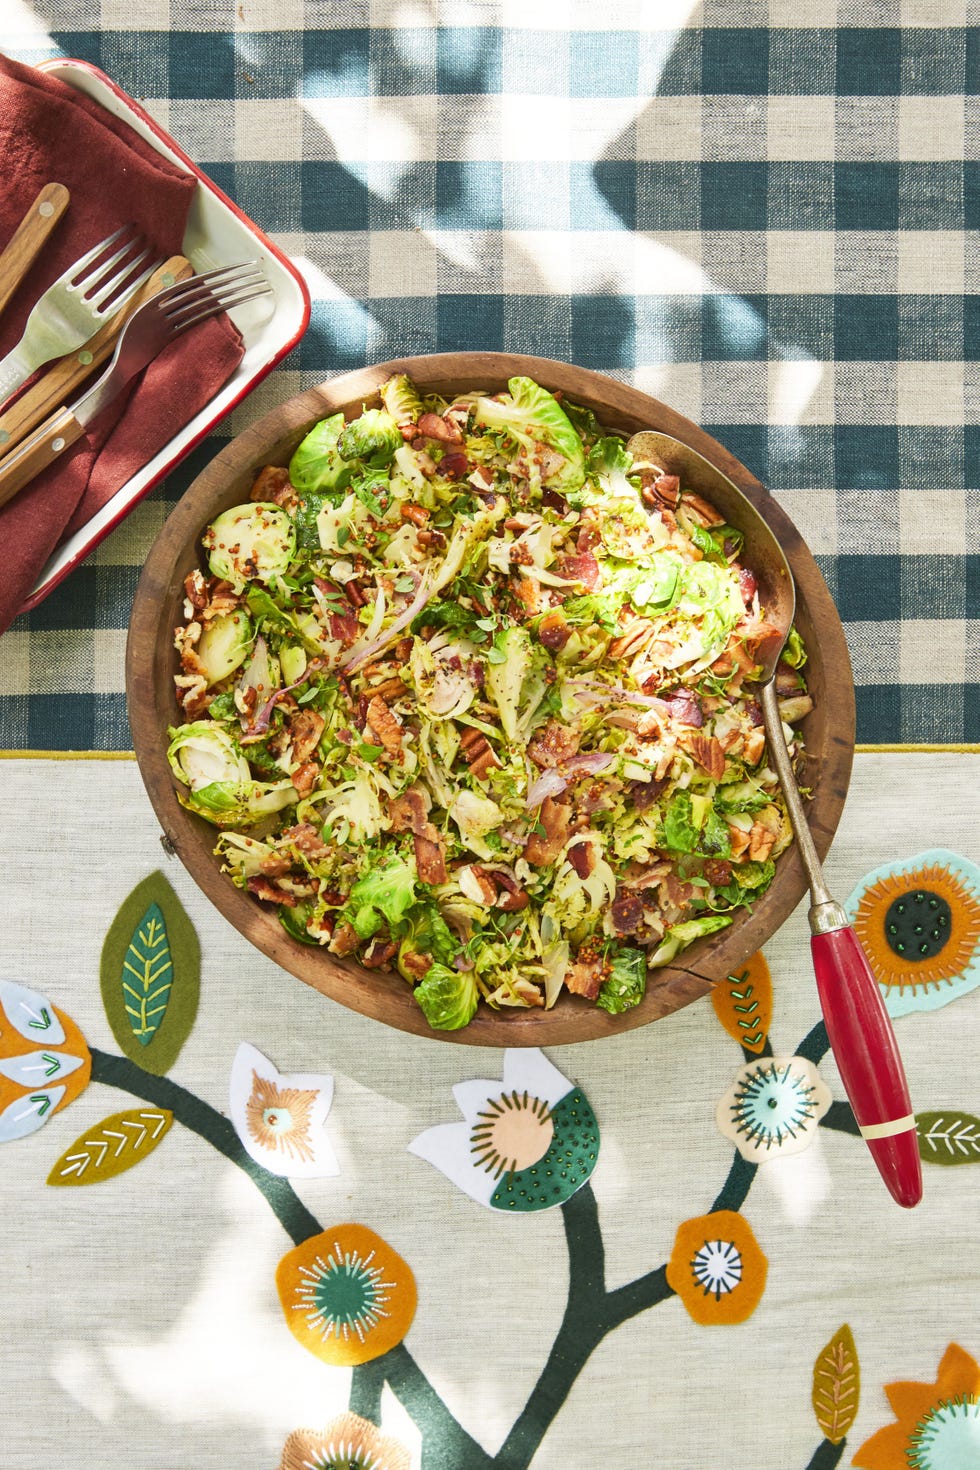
top-left (0, 982), bottom-right (91, 1142)
top-left (666, 1209), bottom-right (767, 1326)
top-left (279, 1412), bottom-right (410, 1470)
top-left (276, 1224), bottom-right (417, 1367)
top-left (852, 1342), bottom-right (980, 1469)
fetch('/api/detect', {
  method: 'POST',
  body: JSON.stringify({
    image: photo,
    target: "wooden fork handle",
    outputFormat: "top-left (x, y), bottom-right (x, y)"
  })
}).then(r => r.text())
top-left (0, 184), bottom-right (70, 318)
top-left (0, 405), bottom-right (85, 509)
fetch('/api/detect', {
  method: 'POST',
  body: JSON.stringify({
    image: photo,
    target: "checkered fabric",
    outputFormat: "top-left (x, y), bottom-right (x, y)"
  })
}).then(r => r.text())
top-left (1, 2), bottom-right (977, 749)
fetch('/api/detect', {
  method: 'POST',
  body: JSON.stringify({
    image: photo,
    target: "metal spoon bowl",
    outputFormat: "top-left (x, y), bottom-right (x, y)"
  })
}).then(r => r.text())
top-left (627, 429), bottom-right (922, 1208)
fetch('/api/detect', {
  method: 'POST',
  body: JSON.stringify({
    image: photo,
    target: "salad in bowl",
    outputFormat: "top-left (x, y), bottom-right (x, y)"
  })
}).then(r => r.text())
top-left (164, 372), bottom-right (813, 1033)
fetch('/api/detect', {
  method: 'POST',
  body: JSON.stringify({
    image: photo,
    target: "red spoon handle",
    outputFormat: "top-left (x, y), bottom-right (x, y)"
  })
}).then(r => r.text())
top-left (811, 925), bottom-right (923, 1208)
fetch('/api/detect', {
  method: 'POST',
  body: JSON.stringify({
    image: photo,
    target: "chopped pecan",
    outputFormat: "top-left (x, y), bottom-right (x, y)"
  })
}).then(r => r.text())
top-left (400, 503), bottom-right (430, 526)
top-left (328, 921), bottom-right (361, 957)
top-left (174, 671), bottom-right (209, 719)
top-left (250, 464), bottom-right (292, 503)
top-left (183, 569), bottom-right (209, 612)
top-left (247, 876), bottom-right (297, 906)
top-left (680, 490), bottom-right (725, 527)
top-left (291, 759), bottom-right (320, 797)
top-left (389, 786), bottom-right (433, 836)
top-left (368, 675), bottom-right (408, 701)
top-left (728, 824), bottom-right (752, 859)
top-left (362, 938), bottom-right (397, 969)
top-left (742, 727), bottom-right (767, 766)
top-left (258, 852), bottom-right (293, 878)
top-left (459, 726), bottom-right (501, 779)
top-left (564, 955), bottom-right (603, 1000)
top-left (682, 731), bottom-right (726, 781)
top-left (523, 795), bottom-right (571, 867)
top-left (401, 950), bottom-right (433, 980)
top-left (492, 869), bottom-right (529, 912)
top-left (608, 618), bottom-right (656, 662)
top-left (749, 822), bottom-right (777, 863)
top-left (288, 708), bottom-right (325, 766)
top-left (527, 719), bottom-right (580, 770)
top-left (280, 822), bottom-right (331, 861)
top-left (626, 776), bottom-right (668, 811)
top-left (417, 411), bottom-right (464, 444)
top-left (459, 864), bottom-right (498, 906)
top-left (365, 695), bottom-right (403, 755)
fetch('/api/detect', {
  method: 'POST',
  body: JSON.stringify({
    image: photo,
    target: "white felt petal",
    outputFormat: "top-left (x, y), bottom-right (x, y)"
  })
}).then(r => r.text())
top-left (228, 1042), bottom-right (338, 1179)
top-left (0, 980), bottom-right (65, 1046)
top-left (451, 1078), bottom-right (500, 1124)
top-left (407, 1121), bottom-right (496, 1207)
top-left (501, 1048), bottom-right (572, 1107)
top-left (0, 1085), bottom-right (65, 1143)
top-left (0, 1050), bottom-right (83, 1087)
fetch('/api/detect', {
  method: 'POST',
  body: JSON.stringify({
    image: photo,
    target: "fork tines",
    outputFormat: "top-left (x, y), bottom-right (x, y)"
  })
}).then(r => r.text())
top-left (158, 263), bottom-right (272, 330)
top-left (71, 225), bottom-right (154, 308)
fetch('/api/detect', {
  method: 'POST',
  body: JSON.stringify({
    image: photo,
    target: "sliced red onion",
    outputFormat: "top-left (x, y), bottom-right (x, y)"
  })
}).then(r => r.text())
top-left (245, 674), bottom-right (313, 736)
top-left (563, 751), bottom-right (615, 776)
top-left (525, 767), bottom-right (569, 808)
top-left (454, 954), bottom-right (475, 972)
top-left (568, 677), bottom-right (670, 712)
top-left (342, 571), bottom-right (433, 672)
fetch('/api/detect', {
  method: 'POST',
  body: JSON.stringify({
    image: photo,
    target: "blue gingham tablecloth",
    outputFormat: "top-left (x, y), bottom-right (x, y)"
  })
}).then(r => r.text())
top-left (0, 2), bottom-right (977, 751)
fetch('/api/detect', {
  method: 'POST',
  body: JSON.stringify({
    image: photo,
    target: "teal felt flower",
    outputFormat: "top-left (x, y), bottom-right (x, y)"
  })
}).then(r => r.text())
top-left (716, 1056), bottom-right (832, 1164)
top-left (845, 850), bottom-right (980, 1018)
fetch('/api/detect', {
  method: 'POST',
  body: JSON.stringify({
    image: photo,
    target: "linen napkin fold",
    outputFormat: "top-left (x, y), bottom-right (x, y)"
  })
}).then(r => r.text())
top-left (0, 54), bottom-right (245, 634)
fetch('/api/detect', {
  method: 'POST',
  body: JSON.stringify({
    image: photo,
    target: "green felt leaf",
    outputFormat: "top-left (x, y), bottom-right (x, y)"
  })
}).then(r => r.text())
top-left (100, 872), bottom-right (200, 1076)
top-left (47, 1107), bottom-right (173, 1186)
top-left (916, 1110), bottom-right (980, 1165)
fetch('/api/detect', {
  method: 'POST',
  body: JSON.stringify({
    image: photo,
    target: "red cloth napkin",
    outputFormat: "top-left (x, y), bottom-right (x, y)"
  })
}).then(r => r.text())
top-left (0, 54), bottom-right (245, 633)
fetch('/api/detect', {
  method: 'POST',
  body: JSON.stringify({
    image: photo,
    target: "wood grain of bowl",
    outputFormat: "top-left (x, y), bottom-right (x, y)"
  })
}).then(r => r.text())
top-left (126, 352), bottom-right (855, 1046)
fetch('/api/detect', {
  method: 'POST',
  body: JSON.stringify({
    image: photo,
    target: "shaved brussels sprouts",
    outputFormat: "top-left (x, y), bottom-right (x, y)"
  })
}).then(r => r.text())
top-left (167, 722), bottom-right (297, 829)
top-left (195, 609), bottom-right (253, 686)
top-left (338, 407), bottom-right (402, 465)
top-left (288, 413), bottom-right (352, 495)
top-left (168, 721), bottom-right (248, 789)
top-left (473, 376), bottom-right (585, 491)
top-left (413, 962), bottom-right (479, 1032)
top-left (203, 503), bottom-right (296, 590)
top-left (380, 372), bottom-right (426, 430)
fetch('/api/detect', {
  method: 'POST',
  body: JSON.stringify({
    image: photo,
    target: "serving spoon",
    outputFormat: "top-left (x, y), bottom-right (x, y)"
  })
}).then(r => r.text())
top-left (627, 429), bottom-right (922, 1208)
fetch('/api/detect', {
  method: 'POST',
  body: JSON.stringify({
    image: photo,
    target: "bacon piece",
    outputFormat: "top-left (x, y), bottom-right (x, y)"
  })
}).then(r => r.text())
top-left (523, 796), bottom-right (571, 866)
top-left (389, 786), bottom-right (433, 836)
top-left (280, 823), bottom-right (332, 861)
top-left (414, 833), bottom-right (448, 885)
top-left (537, 609), bottom-right (571, 651)
top-left (567, 838), bottom-right (596, 879)
top-left (703, 859), bottom-right (733, 887)
top-left (626, 775), bottom-right (668, 811)
top-left (610, 891), bottom-right (644, 934)
top-left (329, 603), bottom-right (361, 644)
top-left (440, 452), bottom-right (469, 481)
top-left (417, 411), bottom-right (464, 444)
top-left (527, 719), bottom-right (580, 769)
top-left (512, 575), bottom-right (541, 618)
top-left (738, 567), bottom-right (757, 607)
top-left (401, 950), bottom-right (433, 980)
top-left (744, 620), bottom-right (785, 666)
top-left (728, 824), bottom-right (752, 859)
top-left (366, 695), bottom-right (403, 755)
top-left (362, 938), bottom-right (398, 969)
top-left (258, 851), bottom-right (293, 878)
top-left (662, 690), bottom-right (703, 727)
top-left (556, 549), bottom-right (600, 590)
top-left (564, 955), bottom-right (603, 1000)
top-left (493, 870), bottom-right (529, 912)
top-left (683, 732), bottom-right (726, 781)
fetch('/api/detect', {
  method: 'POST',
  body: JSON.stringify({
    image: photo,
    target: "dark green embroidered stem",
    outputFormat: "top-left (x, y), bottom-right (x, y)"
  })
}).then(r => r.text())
top-left (349, 1359), bottom-right (386, 1423)
top-left (711, 1149), bottom-right (758, 1213)
top-left (383, 1343), bottom-right (494, 1470)
top-left (820, 1100), bottom-right (861, 1135)
top-left (804, 1437), bottom-right (847, 1468)
top-left (89, 1047), bottom-right (321, 1246)
top-left (795, 1018), bottom-right (831, 1068)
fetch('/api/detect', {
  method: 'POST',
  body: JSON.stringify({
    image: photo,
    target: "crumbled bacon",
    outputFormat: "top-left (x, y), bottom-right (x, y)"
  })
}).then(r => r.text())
top-left (258, 852), bottom-right (293, 878)
top-left (414, 833), bottom-right (448, 885)
top-left (744, 620), bottom-right (785, 666)
top-left (362, 938), bottom-right (398, 969)
top-left (564, 955), bottom-right (603, 1000)
top-left (536, 608), bottom-right (571, 651)
top-left (626, 775), bottom-right (668, 811)
top-left (511, 575), bottom-right (541, 618)
top-left (702, 859), bottom-right (733, 887)
top-left (281, 822), bottom-right (331, 861)
top-left (556, 549), bottom-right (599, 590)
top-left (527, 719), bottom-right (580, 769)
top-left (738, 567), bottom-right (757, 607)
top-left (389, 786), bottom-right (433, 836)
top-left (329, 602), bottom-right (361, 645)
top-left (523, 796), bottom-right (571, 866)
top-left (440, 452), bottom-right (469, 481)
top-left (493, 869), bottom-right (529, 912)
top-left (365, 695), bottom-right (403, 755)
top-left (401, 950), bottom-right (433, 980)
top-left (610, 891), bottom-right (644, 934)
top-left (288, 709), bottom-right (325, 766)
top-left (567, 839), bottom-right (596, 879)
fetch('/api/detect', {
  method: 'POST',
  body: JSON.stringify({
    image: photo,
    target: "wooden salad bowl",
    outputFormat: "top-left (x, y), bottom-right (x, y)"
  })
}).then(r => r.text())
top-left (126, 352), bottom-right (855, 1046)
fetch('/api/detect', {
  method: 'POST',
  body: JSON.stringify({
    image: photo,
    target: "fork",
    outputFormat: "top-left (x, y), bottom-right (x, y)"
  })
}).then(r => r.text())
top-left (0, 262), bottom-right (272, 509)
top-left (0, 225), bottom-right (157, 405)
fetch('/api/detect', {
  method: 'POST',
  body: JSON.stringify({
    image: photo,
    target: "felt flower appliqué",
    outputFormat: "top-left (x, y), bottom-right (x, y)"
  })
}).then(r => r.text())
top-left (716, 1055), bottom-right (832, 1163)
top-left (666, 1209), bottom-right (767, 1325)
top-left (276, 1224), bottom-right (417, 1367)
top-left (229, 1042), bottom-right (338, 1178)
top-left (845, 850), bottom-right (980, 1017)
top-left (0, 980), bottom-right (91, 1142)
top-left (852, 1342), bottom-right (980, 1469)
top-left (278, 1412), bottom-right (411, 1470)
top-left (408, 1048), bottom-right (599, 1212)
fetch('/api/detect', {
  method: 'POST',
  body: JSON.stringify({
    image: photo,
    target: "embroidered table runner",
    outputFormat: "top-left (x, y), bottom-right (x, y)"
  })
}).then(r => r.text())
top-left (1, 751), bottom-right (977, 1467)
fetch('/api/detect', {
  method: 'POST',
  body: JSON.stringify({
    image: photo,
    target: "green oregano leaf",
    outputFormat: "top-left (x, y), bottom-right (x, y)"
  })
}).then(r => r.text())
top-left (100, 872), bottom-right (200, 1076)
